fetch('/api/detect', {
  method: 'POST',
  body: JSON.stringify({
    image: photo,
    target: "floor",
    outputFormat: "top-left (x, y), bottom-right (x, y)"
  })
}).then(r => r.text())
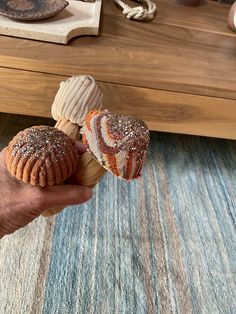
top-left (0, 113), bottom-right (235, 314)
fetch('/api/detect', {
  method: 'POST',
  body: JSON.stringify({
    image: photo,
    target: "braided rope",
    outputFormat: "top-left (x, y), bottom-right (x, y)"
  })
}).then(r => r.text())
top-left (114, 0), bottom-right (157, 21)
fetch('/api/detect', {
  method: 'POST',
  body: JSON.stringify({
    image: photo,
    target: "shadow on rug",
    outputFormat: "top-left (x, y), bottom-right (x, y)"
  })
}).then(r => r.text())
top-left (0, 113), bottom-right (235, 314)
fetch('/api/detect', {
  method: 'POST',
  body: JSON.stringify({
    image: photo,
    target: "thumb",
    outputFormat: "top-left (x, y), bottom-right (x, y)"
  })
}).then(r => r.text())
top-left (37, 184), bottom-right (93, 212)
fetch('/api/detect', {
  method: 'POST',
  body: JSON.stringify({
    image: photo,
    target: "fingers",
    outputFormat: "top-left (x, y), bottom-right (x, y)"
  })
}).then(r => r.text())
top-left (75, 141), bottom-right (87, 155)
top-left (35, 184), bottom-right (93, 212)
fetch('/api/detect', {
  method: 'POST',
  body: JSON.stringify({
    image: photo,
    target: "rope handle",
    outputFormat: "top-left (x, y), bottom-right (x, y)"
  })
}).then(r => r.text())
top-left (114, 0), bottom-right (157, 21)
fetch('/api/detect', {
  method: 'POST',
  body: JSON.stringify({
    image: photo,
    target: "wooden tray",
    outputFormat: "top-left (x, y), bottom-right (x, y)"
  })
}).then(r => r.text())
top-left (0, 0), bottom-right (102, 44)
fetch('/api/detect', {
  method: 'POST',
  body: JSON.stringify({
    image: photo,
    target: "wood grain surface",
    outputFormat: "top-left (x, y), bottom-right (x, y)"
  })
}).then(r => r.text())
top-left (0, 0), bottom-right (235, 139)
top-left (0, 67), bottom-right (235, 139)
top-left (0, 0), bottom-right (235, 99)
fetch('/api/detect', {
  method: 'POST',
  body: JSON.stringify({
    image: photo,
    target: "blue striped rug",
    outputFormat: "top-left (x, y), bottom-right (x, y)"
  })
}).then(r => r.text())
top-left (0, 113), bottom-right (235, 314)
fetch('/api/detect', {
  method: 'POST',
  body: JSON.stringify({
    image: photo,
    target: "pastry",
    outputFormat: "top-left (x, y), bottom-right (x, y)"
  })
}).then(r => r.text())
top-left (51, 74), bottom-right (103, 140)
top-left (6, 125), bottom-right (78, 187)
top-left (81, 110), bottom-right (150, 180)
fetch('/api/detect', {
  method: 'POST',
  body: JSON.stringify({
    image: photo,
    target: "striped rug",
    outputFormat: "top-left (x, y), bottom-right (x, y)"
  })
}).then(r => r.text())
top-left (0, 113), bottom-right (235, 314)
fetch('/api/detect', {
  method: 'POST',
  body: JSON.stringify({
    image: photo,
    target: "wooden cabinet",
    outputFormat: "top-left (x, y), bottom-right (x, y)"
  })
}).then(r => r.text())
top-left (0, 0), bottom-right (235, 139)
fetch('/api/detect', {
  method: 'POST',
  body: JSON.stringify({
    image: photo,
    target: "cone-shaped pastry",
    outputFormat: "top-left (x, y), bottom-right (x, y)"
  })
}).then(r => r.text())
top-left (6, 126), bottom-right (78, 187)
top-left (228, 2), bottom-right (236, 32)
top-left (81, 110), bottom-right (150, 180)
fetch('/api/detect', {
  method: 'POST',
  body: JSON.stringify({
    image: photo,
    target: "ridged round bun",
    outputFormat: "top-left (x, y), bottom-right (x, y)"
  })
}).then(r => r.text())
top-left (6, 125), bottom-right (78, 187)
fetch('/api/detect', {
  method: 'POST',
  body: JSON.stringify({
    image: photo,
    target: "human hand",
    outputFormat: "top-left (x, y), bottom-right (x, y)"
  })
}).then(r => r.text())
top-left (0, 142), bottom-right (92, 238)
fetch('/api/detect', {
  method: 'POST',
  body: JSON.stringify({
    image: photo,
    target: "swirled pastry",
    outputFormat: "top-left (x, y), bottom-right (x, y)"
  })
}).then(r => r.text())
top-left (81, 110), bottom-right (150, 180)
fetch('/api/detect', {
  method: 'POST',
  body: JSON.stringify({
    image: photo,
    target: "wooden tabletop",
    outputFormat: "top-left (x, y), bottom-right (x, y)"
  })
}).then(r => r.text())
top-left (0, 0), bottom-right (235, 99)
top-left (0, 0), bottom-right (235, 139)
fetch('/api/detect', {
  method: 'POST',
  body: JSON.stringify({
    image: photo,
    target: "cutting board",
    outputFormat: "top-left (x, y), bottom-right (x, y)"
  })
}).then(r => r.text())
top-left (0, 0), bottom-right (102, 44)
